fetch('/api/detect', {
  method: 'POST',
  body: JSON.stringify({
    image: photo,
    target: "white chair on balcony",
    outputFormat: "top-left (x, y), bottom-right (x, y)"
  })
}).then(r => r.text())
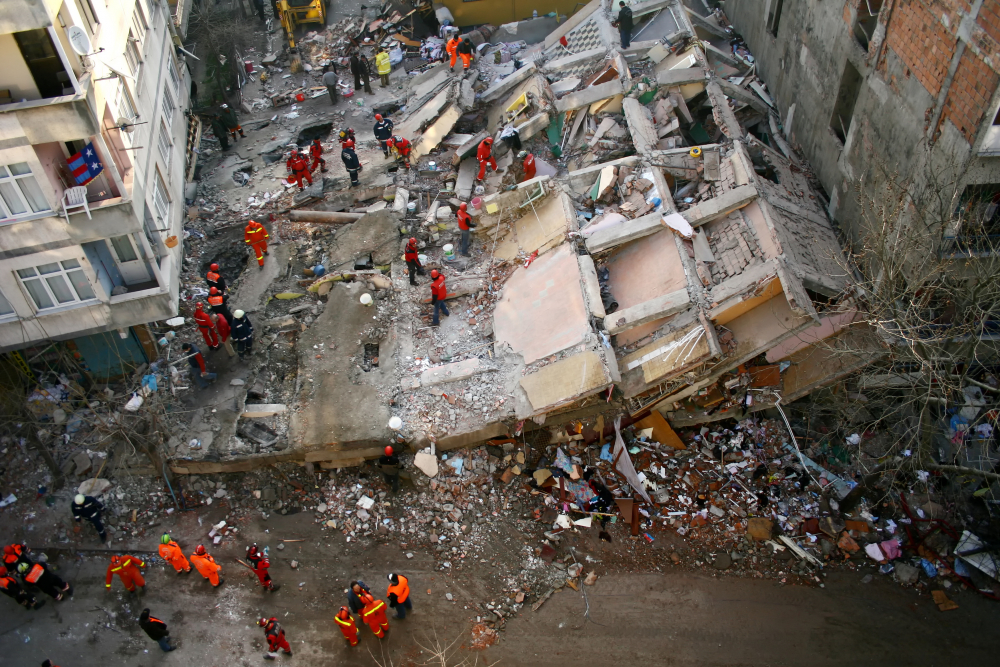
top-left (62, 186), bottom-right (92, 223)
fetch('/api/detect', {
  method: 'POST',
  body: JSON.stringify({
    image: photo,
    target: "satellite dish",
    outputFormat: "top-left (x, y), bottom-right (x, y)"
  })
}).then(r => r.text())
top-left (67, 26), bottom-right (92, 56)
top-left (116, 117), bottom-right (134, 133)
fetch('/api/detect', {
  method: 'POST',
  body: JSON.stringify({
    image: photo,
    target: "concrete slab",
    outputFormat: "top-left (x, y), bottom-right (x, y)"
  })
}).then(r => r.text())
top-left (241, 404), bottom-right (287, 418)
top-left (519, 350), bottom-right (611, 415)
top-left (396, 83), bottom-right (454, 140)
top-left (326, 209), bottom-right (400, 268)
top-left (577, 254), bottom-right (606, 319)
top-left (456, 157), bottom-right (477, 200)
top-left (555, 80), bottom-right (625, 113)
top-left (622, 97), bottom-right (658, 154)
top-left (682, 184), bottom-right (758, 227)
top-left (412, 104), bottom-right (462, 161)
top-left (514, 111), bottom-right (551, 140)
top-left (550, 77), bottom-right (582, 95)
top-left (604, 288), bottom-right (691, 335)
top-left (494, 243), bottom-right (590, 365)
top-left (419, 358), bottom-right (489, 386)
top-left (656, 67), bottom-right (710, 87)
top-left (231, 243), bottom-right (293, 314)
top-left (481, 62), bottom-right (537, 103)
top-left (546, 48), bottom-right (605, 72)
top-left (584, 210), bottom-right (663, 253)
top-left (494, 192), bottom-right (572, 261)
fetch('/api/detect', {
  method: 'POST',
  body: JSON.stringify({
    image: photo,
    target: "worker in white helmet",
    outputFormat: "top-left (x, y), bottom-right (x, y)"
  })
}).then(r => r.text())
top-left (72, 493), bottom-right (107, 543)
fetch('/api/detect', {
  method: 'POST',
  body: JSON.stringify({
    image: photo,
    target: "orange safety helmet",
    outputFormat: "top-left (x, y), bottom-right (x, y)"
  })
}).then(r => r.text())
top-left (459, 202), bottom-right (467, 210)
top-left (408, 237), bottom-right (416, 245)
top-left (337, 606), bottom-right (351, 620)
top-left (209, 287), bottom-right (219, 295)
top-left (384, 446), bottom-right (394, 456)
top-left (195, 545), bottom-right (206, 555)
top-left (248, 219), bottom-right (260, 228)
top-left (483, 137), bottom-right (493, 144)
top-left (210, 263), bottom-right (219, 271)
top-left (110, 555), bottom-right (122, 565)
top-left (375, 114), bottom-right (383, 121)
top-left (430, 269), bottom-right (439, 279)
top-left (360, 592), bottom-right (375, 605)
top-left (343, 139), bottom-right (355, 149)
top-left (195, 302), bottom-right (204, 311)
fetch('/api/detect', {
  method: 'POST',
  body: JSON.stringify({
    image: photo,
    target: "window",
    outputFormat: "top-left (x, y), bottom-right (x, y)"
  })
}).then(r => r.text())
top-left (13, 29), bottom-right (71, 99)
top-left (116, 79), bottom-right (137, 122)
top-left (0, 163), bottom-right (51, 221)
top-left (853, 0), bottom-right (883, 51)
top-left (17, 259), bottom-right (96, 310)
top-left (76, 0), bottom-right (99, 34)
top-left (157, 120), bottom-right (172, 167)
top-left (0, 288), bottom-right (14, 317)
top-left (166, 53), bottom-right (180, 92)
top-left (152, 170), bottom-right (169, 219)
top-left (766, 0), bottom-right (784, 36)
top-left (124, 30), bottom-right (142, 77)
top-left (830, 61), bottom-right (862, 144)
top-left (161, 86), bottom-right (174, 125)
top-left (131, 3), bottom-right (147, 43)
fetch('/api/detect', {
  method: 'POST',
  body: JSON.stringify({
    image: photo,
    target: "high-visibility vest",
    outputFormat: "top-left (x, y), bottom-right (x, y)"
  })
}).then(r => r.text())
top-left (24, 564), bottom-right (44, 583)
top-left (388, 575), bottom-right (409, 604)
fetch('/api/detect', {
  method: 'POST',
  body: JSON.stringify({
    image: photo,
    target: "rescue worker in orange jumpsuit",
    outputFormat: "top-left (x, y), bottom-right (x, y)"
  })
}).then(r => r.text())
top-left (457, 37), bottom-right (474, 69)
top-left (476, 137), bottom-right (497, 180)
top-left (258, 616), bottom-right (293, 658)
top-left (309, 138), bottom-right (327, 173)
top-left (245, 219), bottom-right (270, 268)
top-left (0, 569), bottom-right (44, 609)
top-left (158, 534), bottom-right (191, 575)
top-left (446, 34), bottom-right (460, 68)
top-left (404, 237), bottom-right (424, 286)
top-left (105, 554), bottom-right (146, 593)
top-left (386, 135), bottom-right (411, 168)
top-left (334, 606), bottom-right (360, 646)
top-left (521, 151), bottom-right (536, 182)
top-left (193, 302), bottom-right (219, 350)
top-left (208, 286), bottom-right (233, 325)
top-left (205, 262), bottom-right (227, 293)
top-left (456, 202), bottom-right (476, 256)
top-left (3, 543), bottom-right (31, 571)
top-left (17, 561), bottom-right (71, 600)
top-left (286, 149), bottom-right (313, 191)
top-left (360, 592), bottom-right (390, 638)
top-left (246, 544), bottom-right (279, 591)
top-left (190, 544), bottom-right (223, 587)
top-left (387, 573), bottom-right (412, 619)
top-left (212, 312), bottom-right (236, 357)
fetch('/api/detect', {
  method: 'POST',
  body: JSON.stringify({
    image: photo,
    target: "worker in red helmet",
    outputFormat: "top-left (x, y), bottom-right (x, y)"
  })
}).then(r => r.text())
top-left (105, 553), bottom-right (146, 593)
top-left (404, 237), bottom-right (424, 286)
top-left (285, 148), bottom-right (300, 175)
top-left (287, 149), bottom-right (312, 191)
top-left (245, 544), bottom-right (280, 592)
top-left (378, 445), bottom-right (401, 493)
top-left (205, 262), bottom-right (227, 293)
top-left (309, 138), bottom-right (327, 173)
top-left (338, 128), bottom-right (356, 146)
top-left (476, 136), bottom-right (497, 180)
top-left (456, 202), bottom-right (477, 256)
top-left (430, 269), bottom-right (449, 325)
top-left (373, 114), bottom-right (394, 156)
top-left (334, 606), bottom-right (360, 646)
top-left (245, 219), bottom-right (270, 268)
top-left (258, 616), bottom-right (293, 658)
top-left (193, 302), bottom-right (219, 350)
top-left (190, 544), bottom-right (223, 587)
top-left (386, 135), bottom-right (411, 168)
top-left (360, 592), bottom-right (390, 638)
top-left (341, 140), bottom-right (361, 187)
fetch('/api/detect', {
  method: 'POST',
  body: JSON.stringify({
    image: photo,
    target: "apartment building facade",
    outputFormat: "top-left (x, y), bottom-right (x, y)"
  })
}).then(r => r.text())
top-left (0, 0), bottom-right (195, 369)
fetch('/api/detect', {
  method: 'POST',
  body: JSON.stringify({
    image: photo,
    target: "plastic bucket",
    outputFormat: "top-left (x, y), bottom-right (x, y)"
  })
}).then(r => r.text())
top-left (407, 202), bottom-right (417, 213)
top-left (471, 196), bottom-right (483, 210)
top-left (443, 244), bottom-right (455, 260)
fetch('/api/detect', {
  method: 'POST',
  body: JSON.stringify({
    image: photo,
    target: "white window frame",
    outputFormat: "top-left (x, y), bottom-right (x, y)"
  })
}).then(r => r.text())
top-left (161, 85), bottom-right (174, 125)
top-left (152, 169), bottom-right (170, 220)
top-left (0, 286), bottom-right (15, 319)
top-left (124, 30), bottom-right (142, 79)
top-left (157, 120), bottom-right (172, 169)
top-left (166, 53), bottom-right (180, 92)
top-left (116, 79), bottom-right (138, 122)
top-left (16, 259), bottom-right (97, 312)
top-left (131, 3), bottom-right (147, 43)
top-left (0, 162), bottom-right (52, 223)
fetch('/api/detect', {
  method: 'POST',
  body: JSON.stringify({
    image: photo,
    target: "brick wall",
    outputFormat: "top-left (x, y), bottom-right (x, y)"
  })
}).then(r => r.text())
top-left (883, 0), bottom-right (958, 98)
top-left (978, 0), bottom-right (1000, 48)
top-left (942, 49), bottom-right (1000, 142)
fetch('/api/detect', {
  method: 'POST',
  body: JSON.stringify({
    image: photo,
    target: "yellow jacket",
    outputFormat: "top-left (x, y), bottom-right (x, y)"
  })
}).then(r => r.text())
top-left (376, 51), bottom-right (391, 75)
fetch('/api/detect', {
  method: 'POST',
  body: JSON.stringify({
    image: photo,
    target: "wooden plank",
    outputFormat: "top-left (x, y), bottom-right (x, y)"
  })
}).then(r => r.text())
top-left (634, 410), bottom-right (686, 449)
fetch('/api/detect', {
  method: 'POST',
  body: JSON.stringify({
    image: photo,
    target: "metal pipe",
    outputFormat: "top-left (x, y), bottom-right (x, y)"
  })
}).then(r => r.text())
top-left (288, 210), bottom-right (364, 224)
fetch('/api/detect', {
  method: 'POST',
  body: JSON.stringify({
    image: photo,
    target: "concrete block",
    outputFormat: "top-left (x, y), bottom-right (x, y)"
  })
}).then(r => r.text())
top-left (419, 358), bottom-right (489, 387)
top-left (546, 48), bottom-right (605, 72)
top-left (456, 158), bottom-right (477, 199)
top-left (515, 111), bottom-right (551, 140)
top-left (453, 131), bottom-right (488, 163)
top-left (458, 78), bottom-right (475, 110)
top-left (241, 404), bottom-right (287, 418)
top-left (518, 351), bottom-right (612, 415)
top-left (622, 97), bottom-right (658, 154)
top-left (555, 80), bottom-right (625, 113)
top-left (482, 62), bottom-right (537, 103)
top-left (656, 67), bottom-right (709, 87)
top-left (682, 184), bottom-right (758, 227)
top-left (577, 254), bottom-right (606, 319)
top-left (604, 288), bottom-right (691, 335)
top-left (585, 210), bottom-right (664, 253)
top-left (412, 104), bottom-right (462, 161)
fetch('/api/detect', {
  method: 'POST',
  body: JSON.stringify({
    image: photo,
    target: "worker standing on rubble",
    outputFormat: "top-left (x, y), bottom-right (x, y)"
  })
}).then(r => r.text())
top-left (287, 150), bottom-right (313, 192)
top-left (386, 573), bottom-right (412, 619)
top-left (446, 33), bottom-right (460, 69)
top-left (360, 593), bottom-right (390, 638)
top-left (158, 534), bottom-right (192, 575)
top-left (208, 286), bottom-right (233, 325)
top-left (476, 136), bottom-right (497, 181)
top-left (72, 493), bottom-right (107, 543)
top-left (105, 554), bottom-right (146, 593)
top-left (322, 63), bottom-right (339, 105)
top-left (387, 135), bottom-right (411, 169)
top-left (334, 606), bottom-right (360, 646)
top-left (231, 310), bottom-right (255, 362)
top-left (404, 237), bottom-right (424, 286)
top-left (180, 342), bottom-right (217, 389)
top-left (350, 51), bottom-right (373, 94)
top-left (1, 567), bottom-right (44, 610)
top-left (456, 202), bottom-right (476, 256)
top-left (245, 219), bottom-right (270, 268)
top-left (258, 616), bottom-right (293, 658)
top-left (376, 47), bottom-right (391, 87)
top-left (210, 114), bottom-right (230, 151)
top-left (341, 139), bottom-right (361, 187)
top-left (309, 138), bottom-right (327, 173)
top-left (206, 262), bottom-right (227, 293)
top-left (17, 561), bottom-right (71, 601)
top-left (194, 302), bottom-right (220, 350)
top-left (246, 544), bottom-right (280, 592)
top-left (219, 104), bottom-right (246, 141)
top-left (373, 114), bottom-right (394, 157)
top-left (430, 269), bottom-right (449, 325)
top-left (457, 37), bottom-right (474, 70)
top-left (212, 312), bottom-right (236, 357)
top-left (521, 151), bottom-right (536, 182)
top-left (613, 1), bottom-right (633, 49)
top-left (190, 544), bottom-right (223, 587)
top-left (378, 446), bottom-right (401, 493)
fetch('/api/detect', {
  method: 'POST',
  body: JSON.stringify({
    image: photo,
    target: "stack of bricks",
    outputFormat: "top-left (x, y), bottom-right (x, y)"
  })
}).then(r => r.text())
top-left (705, 211), bottom-right (763, 282)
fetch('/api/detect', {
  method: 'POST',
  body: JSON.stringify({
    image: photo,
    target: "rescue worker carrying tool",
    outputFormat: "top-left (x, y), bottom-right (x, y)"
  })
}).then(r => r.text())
top-left (190, 544), bottom-right (224, 587)
top-left (18, 561), bottom-right (71, 601)
top-left (360, 592), bottom-right (390, 638)
top-left (106, 554), bottom-right (146, 593)
top-left (180, 342), bottom-right (217, 389)
top-left (286, 149), bottom-right (313, 192)
top-left (0, 568), bottom-right (44, 610)
top-left (456, 202), bottom-right (476, 256)
top-left (159, 534), bottom-right (192, 574)
top-left (446, 33), bottom-right (460, 69)
top-left (476, 136), bottom-right (497, 180)
top-left (208, 286), bottom-right (233, 324)
top-left (194, 302), bottom-right (219, 350)
top-left (386, 573), bottom-right (412, 619)
top-left (231, 310), bottom-right (255, 362)
top-left (430, 270), bottom-right (449, 325)
top-left (258, 616), bottom-right (293, 658)
top-left (457, 37), bottom-right (474, 70)
top-left (245, 219), bottom-right (270, 268)
top-left (404, 237), bottom-right (424, 286)
top-left (246, 544), bottom-right (280, 592)
top-left (341, 139), bottom-right (361, 187)
top-left (72, 493), bottom-right (107, 543)
top-left (378, 446), bottom-right (401, 493)
top-left (309, 138), bottom-right (327, 173)
top-left (520, 151), bottom-right (536, 182)
top-left (335, 606), bottom-right (360, 646)
top-left (219, 104), bottom-right (246, 141)
top-left (213, 312), bottom-right (236, 357)
top-left (338, 128), bottom-right (357, 146)
top-left (373, 114), bottom-right (394, 157)
top-left (206, 262), bottom-right (227, 293)
top-left (386, 135), bottom-right (411, 169)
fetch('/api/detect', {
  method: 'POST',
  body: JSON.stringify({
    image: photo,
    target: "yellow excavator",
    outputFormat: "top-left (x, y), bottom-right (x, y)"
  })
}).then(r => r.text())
top-left (277, 0), bottom-right (327, 49)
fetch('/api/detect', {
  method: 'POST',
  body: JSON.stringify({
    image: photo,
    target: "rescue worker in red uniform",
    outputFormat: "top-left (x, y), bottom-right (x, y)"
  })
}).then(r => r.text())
top-left (386, 135), bottom-right (411, 168)
top-left (17, 561), bottom-right (71, 601)
top-left (404, 237), bottom-right (424, 286)
top-left (386, 573), bottom-right (412, 619)
top-left (476, 136), bottom-right (497, 180)
top-left (212, 312), bottom-right (235, 357)
top-left (456, 202), bottom-right (476, 256)
top-left (245, 219), bottom-right (270, 268)
top-left (258, 616), bottom-right (293, 658)
top-left (193, 302), bottom-right (219, 350)
top-left (208, 286), bottom-right (233, 325)
top-left (430, 269), bottom-right (449, 325)
top-left (309, 138), bottom-right (327, 173)
top-left (0, 569), bottom-right (44, 609)
top-left (360, 593), bottom-right (390, 638)
top-left (286, 149), bottom-right (312, 191)
top-left (338, 128), bottom-right (356, 147)
top-left (334, 606), bottom-right (360, 646)
top-left (245, 544), bottom-right (279, 592)
top-left (106, 554), bottom-right (146, 593)
top-left (521, 151), bottom-right (536, 182)
top-left (206, 262), bottom-right (227, 293)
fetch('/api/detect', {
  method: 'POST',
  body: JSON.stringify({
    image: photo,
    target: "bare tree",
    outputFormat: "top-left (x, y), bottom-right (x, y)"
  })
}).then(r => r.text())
top-left (367, 627), bottom-right (500, 667)
top-left (189, 3), bottom-right (258, 106)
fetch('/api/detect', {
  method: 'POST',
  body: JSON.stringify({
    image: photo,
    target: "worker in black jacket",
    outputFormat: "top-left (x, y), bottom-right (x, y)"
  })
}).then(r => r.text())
top-left (139, 608), bottom-right (176, 652)
top-left (341, 141), bottom-right (361, 187)
top-left (231, 310), bottom-right (254, 362)
top-left (72, 493), bottom-right (107, 543)
top-left (613, 1), bottom-right (633, 48)
top-left (346, 580), bottom-right (371, 617)
top-left (350, 52), bottom-right (372, 94)
top-left (373, 114), bottom-right (394, 157)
